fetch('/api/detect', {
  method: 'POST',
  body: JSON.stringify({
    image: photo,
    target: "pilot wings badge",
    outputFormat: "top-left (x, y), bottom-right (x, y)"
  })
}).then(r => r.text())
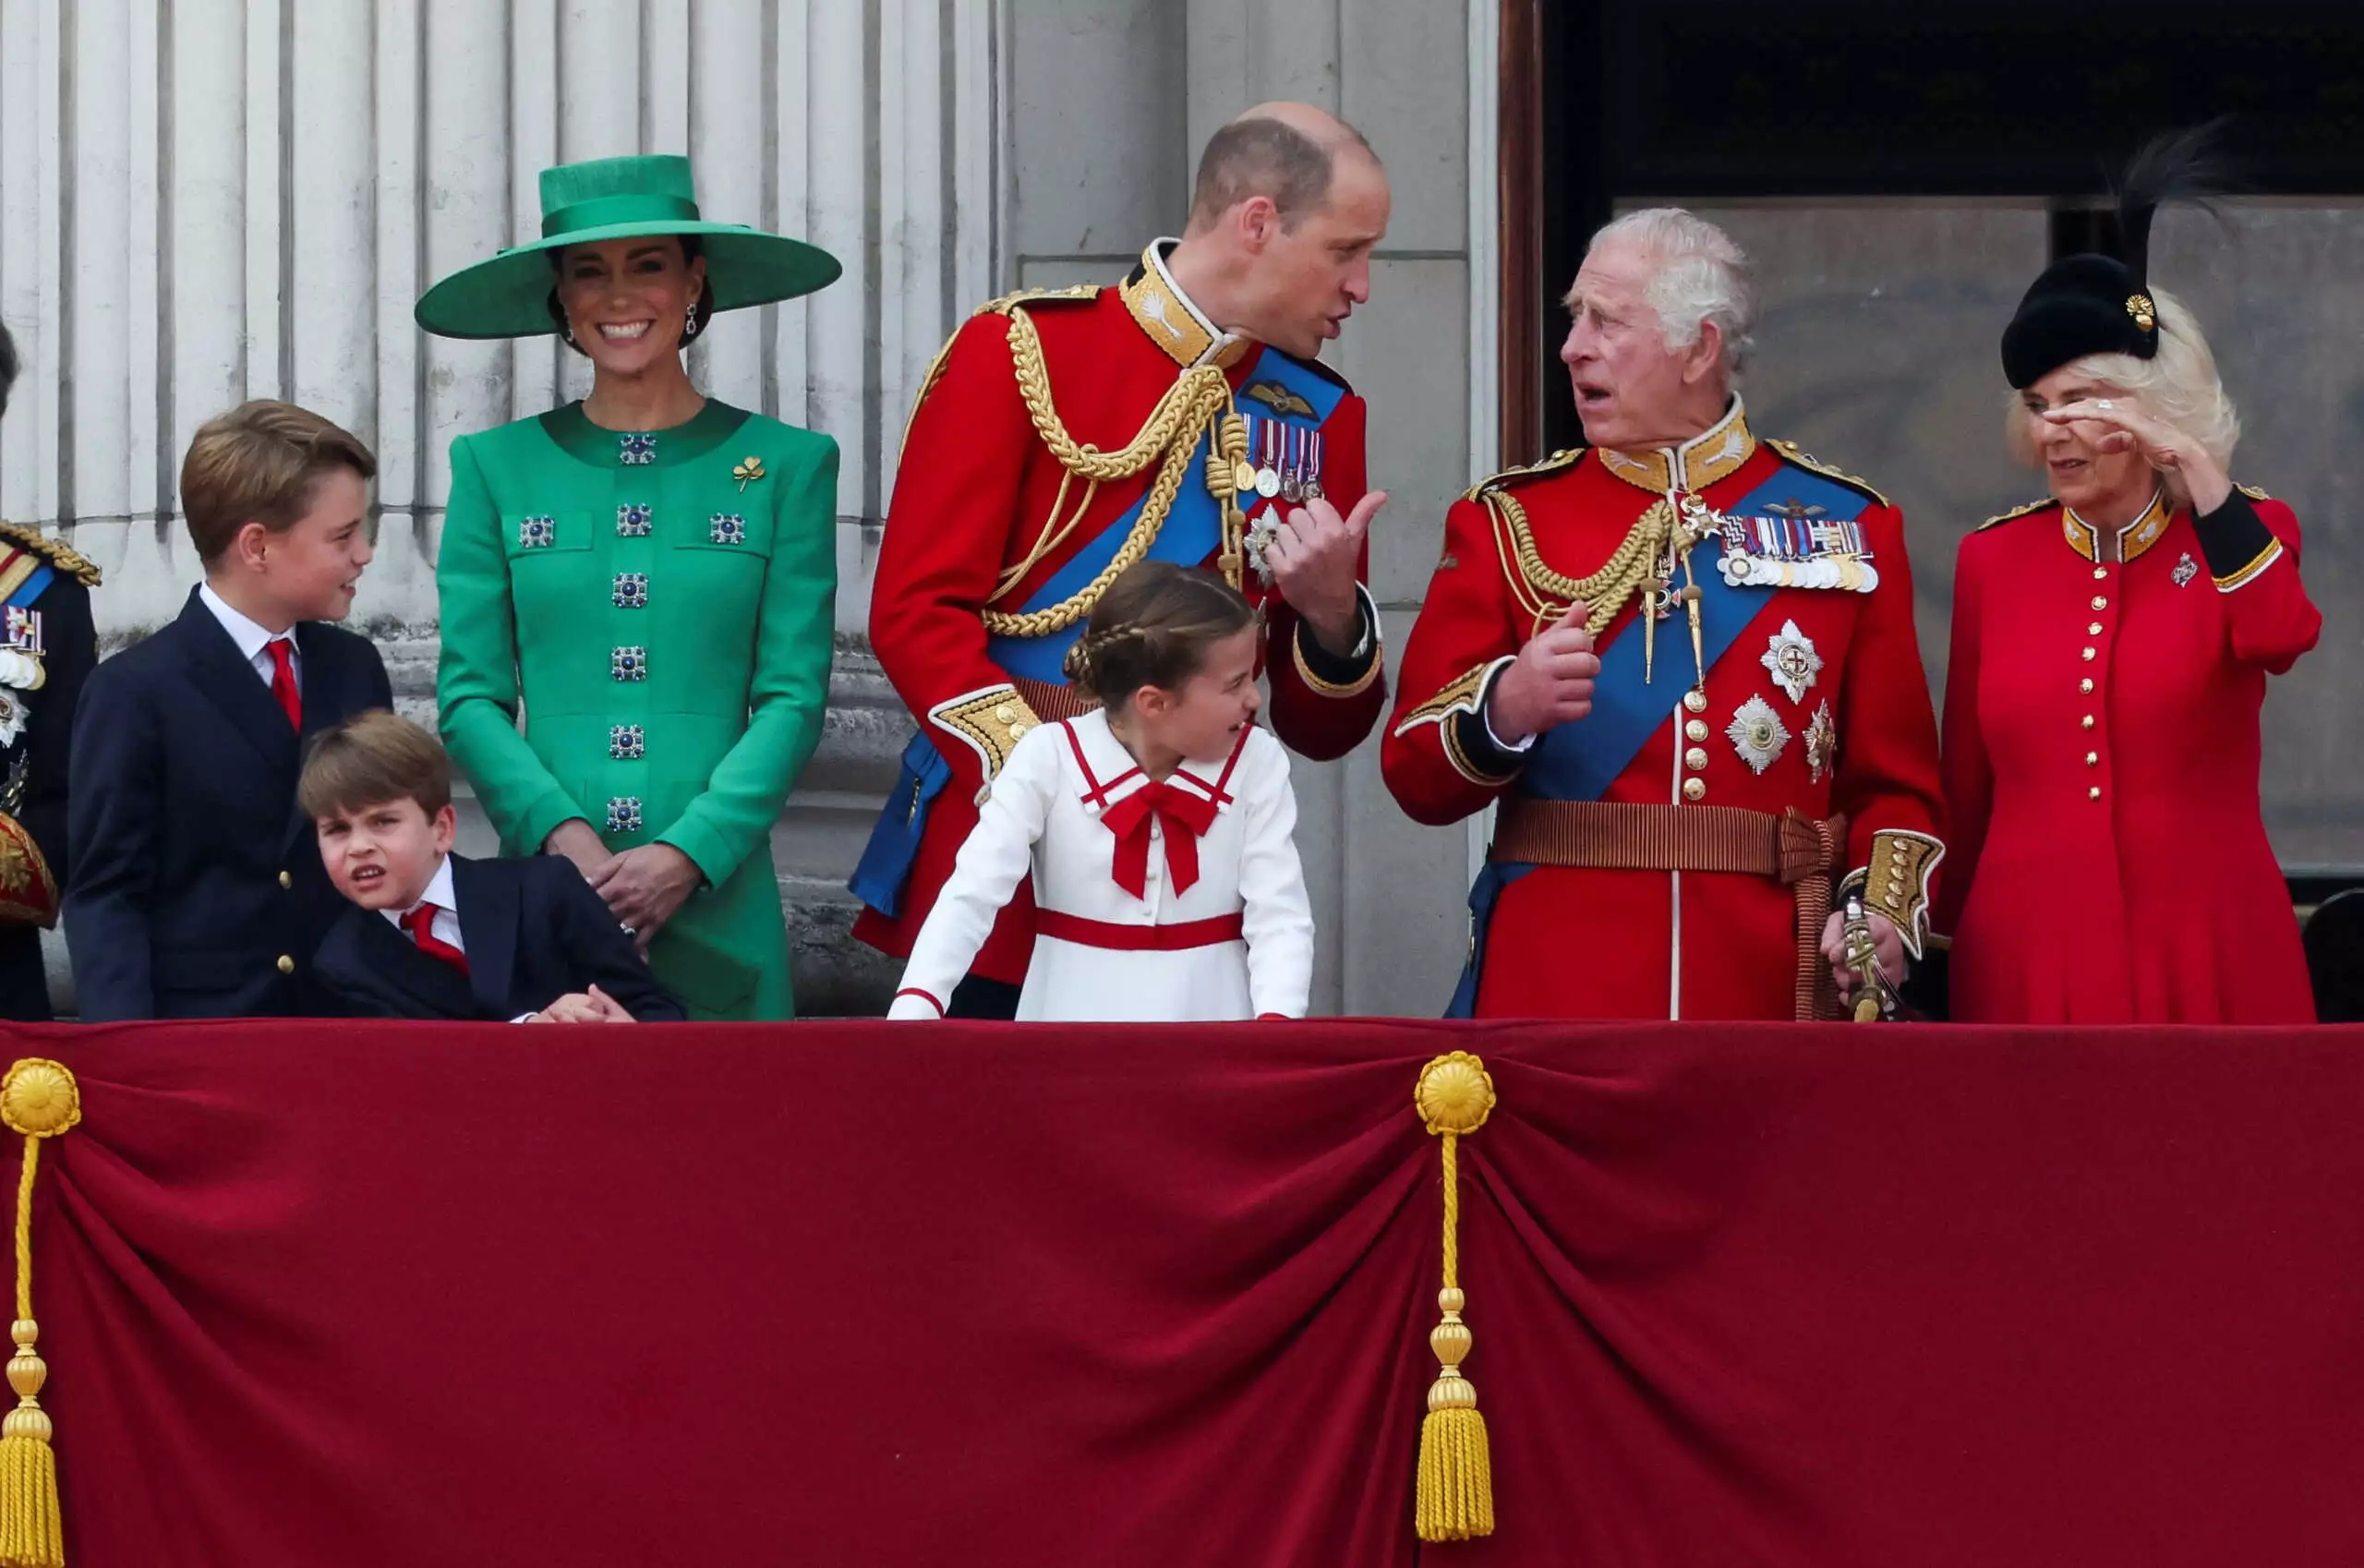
top-left (1244, 380), bottom-right (1316, 420)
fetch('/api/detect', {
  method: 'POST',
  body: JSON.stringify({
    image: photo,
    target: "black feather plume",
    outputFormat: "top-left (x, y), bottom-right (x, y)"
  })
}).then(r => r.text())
top-left (2114, 120), bottom-right (2237, 288)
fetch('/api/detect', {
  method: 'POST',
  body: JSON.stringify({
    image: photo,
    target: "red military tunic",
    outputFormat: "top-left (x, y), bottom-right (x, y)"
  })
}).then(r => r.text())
top-left (1382, 400), bottom-right (1946, 1019)
top-left (1933, 487), bottom-right (2320, 1023)
top-left (856, 240), bottom-right (1387, 983)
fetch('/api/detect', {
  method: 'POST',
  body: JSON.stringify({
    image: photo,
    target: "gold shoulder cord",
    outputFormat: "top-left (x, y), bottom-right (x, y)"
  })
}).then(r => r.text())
top-left (978, 306), bottom-right (1237, 638)
top-left (1482, 488), bottom-right (1673, 641)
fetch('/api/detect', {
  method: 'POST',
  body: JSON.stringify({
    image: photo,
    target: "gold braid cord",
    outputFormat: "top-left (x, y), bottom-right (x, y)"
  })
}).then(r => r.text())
top-left (0, 1060), bottom-right (77, 1568)
top-left (979, 306), bottom-right (1234, 638)
top-left (1486, 490), bottom-right (1673, 640)
top-left (1414, 1052), bottom-right (1498, 1543)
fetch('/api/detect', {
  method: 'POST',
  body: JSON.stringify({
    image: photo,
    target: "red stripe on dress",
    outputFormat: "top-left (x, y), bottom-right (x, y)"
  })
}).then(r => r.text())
top-left (1033, 909), bottom-right (1246, 952)
top-left (893, 987), bottom-right (946, 1016)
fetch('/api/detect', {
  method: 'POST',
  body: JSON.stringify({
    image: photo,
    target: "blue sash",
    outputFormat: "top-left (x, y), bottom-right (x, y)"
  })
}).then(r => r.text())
top-left (855, 345), bottom-right (1346, 916)
top-left (6, 566), bottom-right (52, 610)
top-left (1441, 460), bottom-right (1873, 1014)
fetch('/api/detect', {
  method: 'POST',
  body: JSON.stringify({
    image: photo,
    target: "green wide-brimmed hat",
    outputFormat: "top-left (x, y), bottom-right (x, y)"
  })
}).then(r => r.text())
top-left (415, 154), bottom-right (841, 340)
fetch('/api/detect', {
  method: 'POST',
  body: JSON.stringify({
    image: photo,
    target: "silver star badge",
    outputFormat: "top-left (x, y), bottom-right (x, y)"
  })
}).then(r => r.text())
top-left (2173, 552), bottom-right (2199, 588)
top-left (1760, 620), bottom-right (1823, 704)
top-left (1806, 700), bottom-right (1837, 785)
top-left (0, 689), bottom-right (28, 749)
top-left (1726, 694), bottom-right (1791, 776)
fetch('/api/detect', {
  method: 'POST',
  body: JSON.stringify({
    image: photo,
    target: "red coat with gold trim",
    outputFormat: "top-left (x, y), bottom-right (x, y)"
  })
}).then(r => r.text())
top-left (1381, 403), bottom-right (1945, 1019)
top-left (855, 242), bottom-right (1387, 984)
top-left (1932, 487), bottom-right (2318, 1023)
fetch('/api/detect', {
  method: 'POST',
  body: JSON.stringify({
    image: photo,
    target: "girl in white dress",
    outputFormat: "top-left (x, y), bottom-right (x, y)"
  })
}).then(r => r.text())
top-left (886, 562), bottom-right (1315, 1021)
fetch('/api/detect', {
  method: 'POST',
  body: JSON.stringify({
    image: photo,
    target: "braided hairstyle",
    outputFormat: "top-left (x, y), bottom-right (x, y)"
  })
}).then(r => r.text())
top-left (1061, 561), bottom-right (1260, 708)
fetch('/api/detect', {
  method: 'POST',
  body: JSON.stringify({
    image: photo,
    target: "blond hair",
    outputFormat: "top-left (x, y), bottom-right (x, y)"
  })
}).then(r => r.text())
top-left (181, 400), bottom-right (377, 565)
top-left (2004, 285), bottom-right (2240, 501)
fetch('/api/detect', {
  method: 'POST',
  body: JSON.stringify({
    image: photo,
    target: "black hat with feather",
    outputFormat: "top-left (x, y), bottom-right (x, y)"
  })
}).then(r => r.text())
top-left (2000, 126), bottom-right (2229, 389)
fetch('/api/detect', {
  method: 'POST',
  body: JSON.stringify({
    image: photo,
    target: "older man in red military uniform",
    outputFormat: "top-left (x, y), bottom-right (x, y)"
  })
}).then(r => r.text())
top-left (1382, 209), bottom-right (1945, 1020)
top-left (856, 103), bottom-right (1391, 1016)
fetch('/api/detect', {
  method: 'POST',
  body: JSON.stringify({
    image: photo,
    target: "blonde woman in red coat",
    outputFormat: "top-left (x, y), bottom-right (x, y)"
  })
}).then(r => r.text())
top-left (1933, 151), bottom-right (2321, 1024)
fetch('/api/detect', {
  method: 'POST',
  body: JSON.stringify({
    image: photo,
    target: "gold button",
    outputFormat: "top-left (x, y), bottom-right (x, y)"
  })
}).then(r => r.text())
top-left (2088, 786), bottom-right (2102, 802)
top-left (2080, 678), bottom-right (2094, 694)
top-left (993, 702), bottom-right (1017, 724)
top-left (1685, 719), bottom-right (1709, 743)
top-left (2081, 715), bottom-right (2095, 730)
top-left (2093, 567), bottom-right (2108, 581)
top-left (1007, 721), bottom-right (1031, 742)
top-left (2087, 621), bottom-right (2105, 636)
top-left (2081, 647), bottom-right (2096, 661)
top-left (1683, 691), bottom-right (1708, 714)
top-left (278, 870), bottom-right (293, 889)
top-left (1683, 746), bottom-right (1709, 771)
top-left (2091, 597), bottom-right (2107, 610)
top-left (2085, 752), bottom-right (2099, 766)
top-left (1683, 778), bottom-right (1707, 802)
top-left (276, 955), bottom-right (295, 975)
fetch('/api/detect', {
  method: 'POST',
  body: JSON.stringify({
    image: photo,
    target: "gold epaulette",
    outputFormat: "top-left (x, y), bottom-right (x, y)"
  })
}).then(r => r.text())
top-left (2237, 482), bottom-right (2272, 502)
top-left (979, 284), bottom-right (1103, 317)
top-left (1461, 448), bottom-right (1585, 504)
top-left (0, 523), bottom-right (100, 589)
top-left (1765, 439), bottom-right (1889, 510)
top-left (1974, 498), bottom-right (2054, 533)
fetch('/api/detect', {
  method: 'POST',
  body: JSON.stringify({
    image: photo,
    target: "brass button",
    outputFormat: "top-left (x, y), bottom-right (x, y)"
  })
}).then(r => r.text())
top-left (2080, 678), bottom-right (2095, 694)
top-left (2091, 597), bottom-right (2108, 611)
top-left (2093, 567), bottom-right (2108, 581)
top-left (1007, 721), bottom-right (1031, 742)
top-left (2081, 647), bottom-right (2096, 662)
top-left (1684, 719), bottom-right (1710, 743)
top-left (2088, 786), bottom-right (2102, 802)
top-left (1683, 746), bottom-right (1709, 771)
top-left (276, 955), bottom-right (296, 975)
top-left (278, 870), bottom-right (293, 889)
top-left (993, 702), bottom-right (1018, 724)
top-left (2081, 715), bottom-right (2095, 730)
top-left (1682, 778), bottom-right (1707, 802)
top-left (2087, 621), bottom-right (2105, 636)
top-left (2085, 752), bottom-right (2099, 766)
top-left (1683, 690), bottom-right (1708, 715)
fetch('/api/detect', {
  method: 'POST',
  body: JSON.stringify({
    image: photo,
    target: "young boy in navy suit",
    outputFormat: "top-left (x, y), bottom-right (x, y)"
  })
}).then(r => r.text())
top-left (66, 401), bottom-right (392, 1019)
top-left (301, 712), bottom-right (681, 1022)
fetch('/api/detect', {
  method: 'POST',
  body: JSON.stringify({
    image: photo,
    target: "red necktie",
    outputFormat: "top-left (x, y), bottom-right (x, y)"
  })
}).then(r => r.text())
top-left (1097, 781), bottom-right (1220, 901)
top-left (400, 903), bottom-right (470, 976)
top-left (265, 638), bottom-right (300, 730)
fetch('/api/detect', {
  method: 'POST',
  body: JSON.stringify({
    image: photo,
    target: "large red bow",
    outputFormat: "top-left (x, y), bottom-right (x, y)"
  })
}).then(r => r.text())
top-left (1098, 780), bottom-right (1220, 900)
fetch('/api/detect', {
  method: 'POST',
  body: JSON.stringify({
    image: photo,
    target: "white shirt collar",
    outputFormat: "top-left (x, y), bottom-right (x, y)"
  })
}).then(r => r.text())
top-left (198, 583), bottom-right (296, 666)
top-left (380, 855), bottom-right (459, 929)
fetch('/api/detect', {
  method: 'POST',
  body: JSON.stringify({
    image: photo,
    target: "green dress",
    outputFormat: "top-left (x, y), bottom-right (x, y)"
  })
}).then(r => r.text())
top-left (437, 399), bottom-right (838, 1019)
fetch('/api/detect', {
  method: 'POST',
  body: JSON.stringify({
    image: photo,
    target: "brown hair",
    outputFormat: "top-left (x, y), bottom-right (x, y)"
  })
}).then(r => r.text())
top-left (545, 234), bottom-right (715, 353)
top-left (1061, 561), bottom-right (1260, 707)
top-left (1189, 115), bottom-right (1375, 232)
top-left (180, 400), bottom-right (377, 565)
top-left (298, 710), bottom-right (452, 821)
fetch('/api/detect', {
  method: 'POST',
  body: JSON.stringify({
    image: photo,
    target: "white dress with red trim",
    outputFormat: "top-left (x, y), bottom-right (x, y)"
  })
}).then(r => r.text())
top-left (886, 708), bottom-right (1313, 1021)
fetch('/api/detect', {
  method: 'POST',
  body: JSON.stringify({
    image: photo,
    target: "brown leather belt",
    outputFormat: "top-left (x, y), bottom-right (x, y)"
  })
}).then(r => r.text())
top-left (1490, 798), bottom-right (1849, 1021)
top-left (1011, 677), bottom-right (1097, 724)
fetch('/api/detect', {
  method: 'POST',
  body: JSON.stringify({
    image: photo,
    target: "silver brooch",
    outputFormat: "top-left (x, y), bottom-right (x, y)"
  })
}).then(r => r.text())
top-left (610, 645), bottom-right (647, 681)
top-left (1760, 620), bottom-right (1823, 704)
top-left (616, 503), bottom-right (653, 537)
top-left (2173, 552), bottom-right (2199, 588)
top-left (518, 515), bottom-right (555, 549)
top-left (612, 573), bottom-right (649, 609)
top-left (1805, 700), bottom-right (1837, 785)
top-left (709, 513), bottom-right (747, 545)
top-left (606, 797), bottom-right (644, 833)
top-left (609, 724), bottom-right (645, 760)
top-left (619, 433), bottom-right (657, 465)
top-left (1726, 694), bottom-right (1791, 776)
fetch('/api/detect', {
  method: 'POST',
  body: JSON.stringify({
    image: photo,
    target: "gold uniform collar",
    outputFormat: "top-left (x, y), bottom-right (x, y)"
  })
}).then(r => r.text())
top-left (1594, 398), bottom-right (1758, 495)
top-left (1120, 239), bottom-right (1257, 371)
top-left (2062, 491), bottom-right (2170, 563)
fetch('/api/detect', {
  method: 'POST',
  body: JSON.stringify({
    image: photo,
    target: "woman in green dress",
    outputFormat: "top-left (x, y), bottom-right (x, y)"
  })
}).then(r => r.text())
top-left (416, 154), bottom-right (841, 1019)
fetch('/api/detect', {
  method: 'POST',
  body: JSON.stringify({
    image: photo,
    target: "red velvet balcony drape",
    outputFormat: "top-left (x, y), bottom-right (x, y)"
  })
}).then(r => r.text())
top-left (18, 1019), bottom-right (2364, 1566)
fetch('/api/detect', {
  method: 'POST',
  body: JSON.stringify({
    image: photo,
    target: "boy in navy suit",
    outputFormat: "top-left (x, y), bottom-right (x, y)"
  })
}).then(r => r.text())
top-left (66, 401), bottom-right (392, 1019)
top-left (301, 711), bottom-right (681, 1022)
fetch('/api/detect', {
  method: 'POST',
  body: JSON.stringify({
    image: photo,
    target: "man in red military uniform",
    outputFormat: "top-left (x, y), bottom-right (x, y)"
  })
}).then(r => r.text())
top-left (1382, 209), bottom-right (1945, 1020)
top-left (856, 103), bottom-right (1391, 1016)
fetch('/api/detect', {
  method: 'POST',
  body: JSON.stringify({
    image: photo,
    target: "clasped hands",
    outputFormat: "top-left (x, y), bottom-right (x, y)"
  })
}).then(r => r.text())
top-left (525, 983), bottom-right (639, 1025)
top-left (544, 818), bottom-right (701, 955)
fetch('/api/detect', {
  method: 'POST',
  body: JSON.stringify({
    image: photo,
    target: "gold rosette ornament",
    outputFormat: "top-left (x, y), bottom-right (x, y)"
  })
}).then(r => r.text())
top-left (0, 1059), bottom-right (76, 1568)
top-left (1413, 1051), bottom-right (1497, 1542)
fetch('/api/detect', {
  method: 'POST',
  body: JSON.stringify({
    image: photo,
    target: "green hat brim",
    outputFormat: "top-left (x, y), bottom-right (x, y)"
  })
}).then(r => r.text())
top-left (414, 222), bottom-right (842, 340)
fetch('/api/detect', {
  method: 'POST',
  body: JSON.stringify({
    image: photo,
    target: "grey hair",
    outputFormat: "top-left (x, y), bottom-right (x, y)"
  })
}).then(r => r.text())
top-left (1578, 208), bottom-right (1759, 374)
top-left (2003, 285), bottom-right (2241, 491)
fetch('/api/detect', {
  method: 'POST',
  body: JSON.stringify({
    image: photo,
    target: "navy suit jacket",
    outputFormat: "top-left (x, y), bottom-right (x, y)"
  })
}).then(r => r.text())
top-left (65, 587), bottom-right (392, 1019)
top-left (310, 852), bottom-right (684, 1022)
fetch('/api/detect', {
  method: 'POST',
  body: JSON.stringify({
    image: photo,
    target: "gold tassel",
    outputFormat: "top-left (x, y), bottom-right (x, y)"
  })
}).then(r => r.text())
top-left (0, 1060), bottom-right (79, 1568)
top-left (1414, 1051), bottom-right (1497, 1543)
